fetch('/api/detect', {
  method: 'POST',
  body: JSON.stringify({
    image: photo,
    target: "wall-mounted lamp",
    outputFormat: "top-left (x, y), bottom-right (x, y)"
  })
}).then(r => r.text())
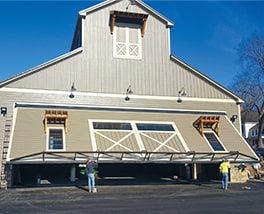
top-left (178, 87), bottom-right (187, 96)
top-left (177, 87), bottom-right (186, 103)
top-left (230, 115), bottom-right (238, 123)
top-left (1, 107), bottom-right (7, 116)
top-left (177, 98), bottom-right (182, 103)
top-left (69, 82), bottom-right (76, 98)
top-left (125, 85), bottom-right (133, 101)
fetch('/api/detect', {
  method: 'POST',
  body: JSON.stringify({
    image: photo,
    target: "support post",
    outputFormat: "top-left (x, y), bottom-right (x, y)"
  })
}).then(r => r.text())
top-left (70, 165), bottom-right (76, 182)
top-left (192, 163), bottom-right (197, 180)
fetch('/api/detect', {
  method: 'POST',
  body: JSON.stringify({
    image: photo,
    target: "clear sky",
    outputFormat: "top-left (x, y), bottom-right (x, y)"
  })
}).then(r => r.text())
top-left (0, 0), bottom-right (264, 88)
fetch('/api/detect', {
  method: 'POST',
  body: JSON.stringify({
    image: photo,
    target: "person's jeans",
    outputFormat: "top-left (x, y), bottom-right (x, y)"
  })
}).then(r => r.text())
top-left (88, 173), bottom-right (95, 191)
top-left (222, 172), bottom-right (229, 189)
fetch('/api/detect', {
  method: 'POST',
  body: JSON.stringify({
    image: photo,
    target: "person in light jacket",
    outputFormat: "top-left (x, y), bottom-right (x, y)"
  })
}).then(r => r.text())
top-left (86, 158), bottom-right (98, 192)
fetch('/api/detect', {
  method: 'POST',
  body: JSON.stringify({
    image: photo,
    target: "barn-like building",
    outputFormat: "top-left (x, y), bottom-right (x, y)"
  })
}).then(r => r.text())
top-left (0, 0), bottom-right (258, 188)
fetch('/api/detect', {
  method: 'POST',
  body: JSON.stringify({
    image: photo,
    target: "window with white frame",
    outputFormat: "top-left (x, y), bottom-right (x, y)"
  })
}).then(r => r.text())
top-left (204, 132), bottom-right (225, 152)
top-left (113, 22), bottom-right (142, 59)
top-left (47, 127), bottom-right (65, 151)
top-left (89, 120), bottom-right (189, 154)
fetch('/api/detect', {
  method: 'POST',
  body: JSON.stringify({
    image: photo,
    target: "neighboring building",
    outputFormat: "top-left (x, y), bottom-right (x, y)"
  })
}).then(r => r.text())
top-left (0, 0), bottom-right (258, 188)
top-left (241, 111), bottom-right (262, 148)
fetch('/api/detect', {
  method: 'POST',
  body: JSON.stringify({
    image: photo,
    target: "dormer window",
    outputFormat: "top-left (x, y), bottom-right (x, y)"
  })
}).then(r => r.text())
top-left (110, 10), bottom-right (148, 60)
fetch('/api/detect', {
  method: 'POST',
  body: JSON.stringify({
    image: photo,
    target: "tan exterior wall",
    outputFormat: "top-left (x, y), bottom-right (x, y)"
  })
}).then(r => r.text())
top-left (8, 106), bottom-right (256, 161)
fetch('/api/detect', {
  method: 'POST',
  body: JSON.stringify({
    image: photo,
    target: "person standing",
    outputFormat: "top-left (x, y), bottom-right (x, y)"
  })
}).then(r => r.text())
top-left (252, 162), bottom-right (261, 179)
top-left (219, 159), bottom-right (230, 190)
top-left (86, 158), bottom-right (98, 192)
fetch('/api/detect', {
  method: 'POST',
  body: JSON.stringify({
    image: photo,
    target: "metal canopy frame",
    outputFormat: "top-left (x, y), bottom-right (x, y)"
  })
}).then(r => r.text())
top-left (8, 151), bottom-right (258, 164)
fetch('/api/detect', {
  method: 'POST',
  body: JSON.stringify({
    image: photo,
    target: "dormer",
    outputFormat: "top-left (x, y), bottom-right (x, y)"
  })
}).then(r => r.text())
top-left (71, 0), bottom-right (173, 53)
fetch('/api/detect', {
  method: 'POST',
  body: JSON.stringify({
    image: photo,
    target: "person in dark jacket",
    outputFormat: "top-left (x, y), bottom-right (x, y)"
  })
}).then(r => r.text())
top-left (86, 158), bottom-right (98, 192)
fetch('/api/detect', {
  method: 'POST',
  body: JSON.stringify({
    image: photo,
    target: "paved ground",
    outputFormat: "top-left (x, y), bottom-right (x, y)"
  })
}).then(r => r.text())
top-left (0, 180), bottom-right (263, 214)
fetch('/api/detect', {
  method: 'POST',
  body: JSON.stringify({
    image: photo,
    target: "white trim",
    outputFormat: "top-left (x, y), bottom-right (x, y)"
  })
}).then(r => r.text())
top-left (203, 131), bottom-right (227, 153)
top-left (81, 14), bottom-right (85, 48)
top-left (14, 101), bottom-right (228, 117)
top-left (88, 120), bottom-right (98, 151)
top-left (167, 27), bottom-right (171, 56)
top-left (46, 127), bottom-right (66, 152)
top-left (79, 0), bottom-right (174, 27)
top-left (79, 0), bottom-right (116, 16)
top-left (236, 104), bottom-right (242, 134)
top-left (5, 105), bottom-right (17, 162)
top-left (131, 122), bottom-right (145, 151)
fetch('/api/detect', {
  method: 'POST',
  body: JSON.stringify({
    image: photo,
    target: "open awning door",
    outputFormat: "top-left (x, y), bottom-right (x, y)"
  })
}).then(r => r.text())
top-left (193, 116), bottom-right (220, 137)
top-left (44, 110), bottom-right (68, 133)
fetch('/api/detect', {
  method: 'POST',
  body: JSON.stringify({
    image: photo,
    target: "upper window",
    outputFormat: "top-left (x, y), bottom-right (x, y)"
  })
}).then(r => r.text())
top-left (113, 23), bottom-right (142, 59)
top-left (89, 120), bottom-right (188, 154)
top-left (110, 10), bottom-right (148, 60)
top-left (136, 123), bottom-right (175, 131)
top-left (47, 128), bottom-right (65, 151)
top-left (204, 132), bottom-right (225, 152)
top-left (93, 122), bottom-right (132, 130)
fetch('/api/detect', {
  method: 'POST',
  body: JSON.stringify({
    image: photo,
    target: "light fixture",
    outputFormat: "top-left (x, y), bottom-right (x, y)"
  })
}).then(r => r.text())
top-left (178, 87), bottom-right (187, 96)
top-left (125, 85), bottom-right (133, 101)
top-left (230, 115), bottom-right (238, 123)
top-left (177, 87), bottom-right (186, 103)
top-left (69, 82), bottom-right (76, 98)
top-left (177, 98), bottom-right (182, 103)
top-left (1, 107), bottom-right (7, 116)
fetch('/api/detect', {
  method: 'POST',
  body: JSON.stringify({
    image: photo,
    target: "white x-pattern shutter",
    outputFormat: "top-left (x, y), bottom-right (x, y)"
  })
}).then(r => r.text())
top-left (89, 120), bottom-right (189, 161)
top-left (113, 23), bottom-right (141, 59)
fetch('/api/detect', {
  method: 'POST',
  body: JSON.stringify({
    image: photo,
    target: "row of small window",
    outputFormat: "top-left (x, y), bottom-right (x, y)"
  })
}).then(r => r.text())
top-left (251, 129), bottom-right (264, 136)
top-left (47, 122), bottom-right (175, 150)
top-left (47, 121), bottom-right (225, 152)
top-left (93, 122), bottom-right (175, 131)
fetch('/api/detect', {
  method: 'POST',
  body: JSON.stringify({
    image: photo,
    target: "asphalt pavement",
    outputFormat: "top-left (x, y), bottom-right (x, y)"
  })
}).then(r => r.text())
top-left (0, 180), bottom-right (263, 214)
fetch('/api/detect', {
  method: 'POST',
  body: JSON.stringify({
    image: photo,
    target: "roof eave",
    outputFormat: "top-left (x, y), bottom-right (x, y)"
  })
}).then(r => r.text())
top-left (79, 0), bottom-right (174, 28)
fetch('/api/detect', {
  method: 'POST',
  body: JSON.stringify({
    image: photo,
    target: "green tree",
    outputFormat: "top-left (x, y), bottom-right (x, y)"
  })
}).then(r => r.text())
top-left (230, 35), bottom-right (264, 148)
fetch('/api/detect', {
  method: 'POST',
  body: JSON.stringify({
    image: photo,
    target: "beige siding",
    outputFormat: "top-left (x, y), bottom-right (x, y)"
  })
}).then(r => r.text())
top-left (8, 107), bottom-right (256, 161)
top-left (10, 109), bottom-right (45, 158)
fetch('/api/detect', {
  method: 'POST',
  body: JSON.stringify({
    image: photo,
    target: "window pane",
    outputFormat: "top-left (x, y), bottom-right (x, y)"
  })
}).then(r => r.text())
top-left (129, 27), bottom-right (138, 43)
top-left (49, 129), bottom-right (63, 150)
top-left (136, 124), bottom-right (175, 131)
top-left (93, 122), bottom-right (132, 130)
top-left (204, 133), bottom-right (225, 151)
top-left (116, 26), bottom-right (126, 42)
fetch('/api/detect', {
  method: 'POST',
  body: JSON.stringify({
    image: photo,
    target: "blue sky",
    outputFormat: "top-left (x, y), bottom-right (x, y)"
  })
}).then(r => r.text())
top-left (0, 0), bottom-right (264, 88)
